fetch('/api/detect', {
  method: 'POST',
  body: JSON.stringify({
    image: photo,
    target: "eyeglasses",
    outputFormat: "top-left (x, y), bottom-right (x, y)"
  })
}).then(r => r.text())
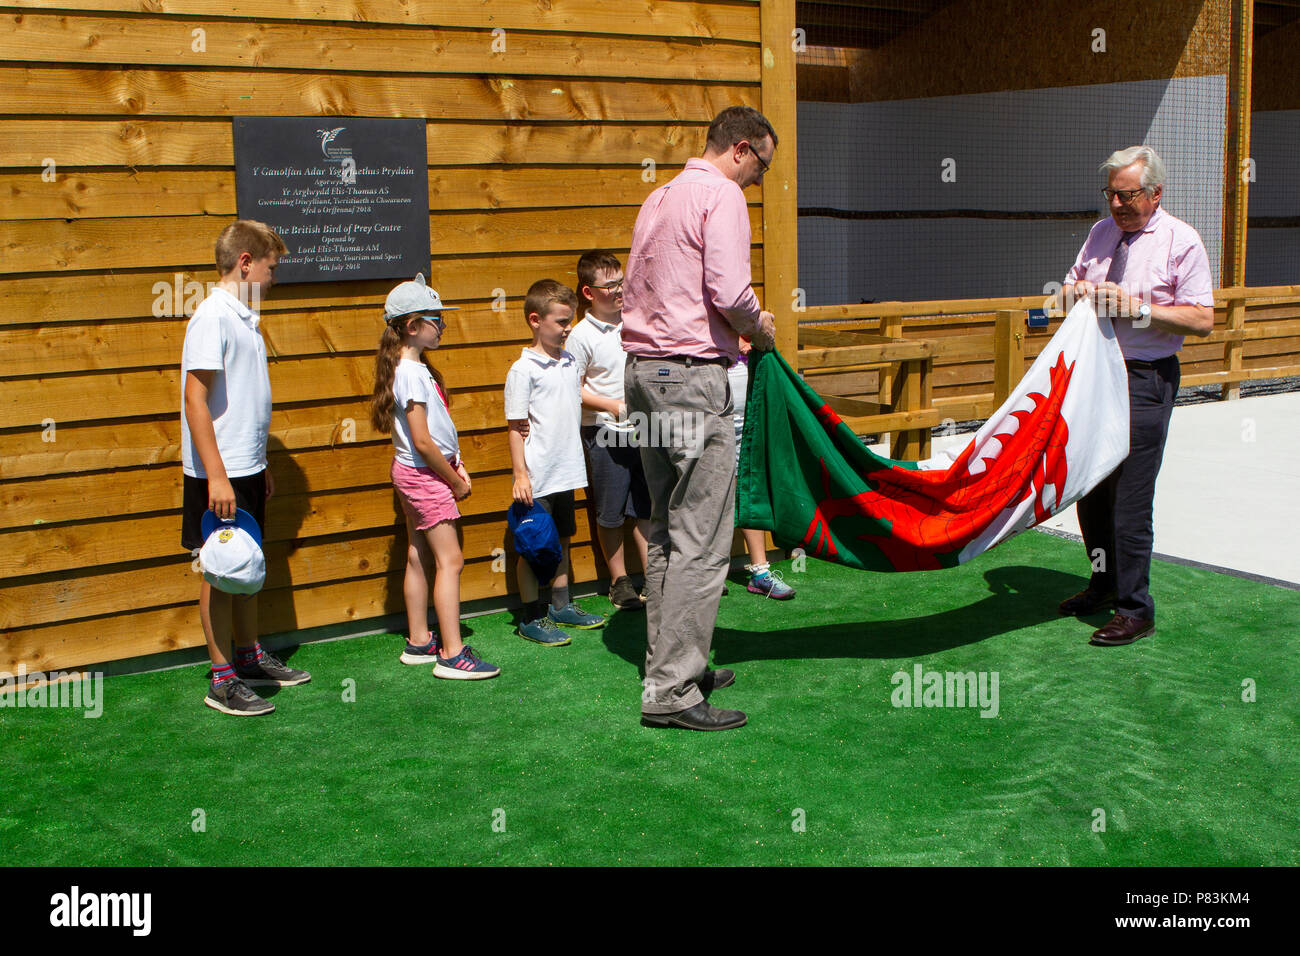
top-left (592, 279), bottom-right (624, 293)
top-left (420, 313), bottom-right (445, 331)
top-left (1102, 187), bottom-right (1148, 204)
top-left (740, 141), bottom-right (771, 176)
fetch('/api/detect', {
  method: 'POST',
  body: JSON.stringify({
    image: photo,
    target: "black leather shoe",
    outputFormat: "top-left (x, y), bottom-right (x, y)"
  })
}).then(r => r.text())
top-left (1090, 614), bottom-right (1154, 646)
top-left (698, 668), bottom-right (735, 696)
top-left (641, 700), bottom-right (747, 731)
top-left (1058, 588), bottom-right (1117, 616)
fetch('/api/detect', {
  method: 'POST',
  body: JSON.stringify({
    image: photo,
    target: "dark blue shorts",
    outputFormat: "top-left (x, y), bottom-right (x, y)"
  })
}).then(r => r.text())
top-left (581, 425), bottom-right (652, 529)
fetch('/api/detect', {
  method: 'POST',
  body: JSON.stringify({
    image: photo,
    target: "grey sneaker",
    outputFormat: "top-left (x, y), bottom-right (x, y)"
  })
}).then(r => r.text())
top-left (516, 617), bottom-right (572, 646)
top-left (609, 576), bottom-right (644, 611)
top-left (204, 677), bottom-right (274, 716)
top-left (549, 602), bottom-right (606, 629)
top-left (236, 651), bottom-right (311, 687)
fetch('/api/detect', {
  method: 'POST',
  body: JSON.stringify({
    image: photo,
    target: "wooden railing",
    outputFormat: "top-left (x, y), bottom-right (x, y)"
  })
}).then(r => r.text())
top-left (796, 285), bottom-right (1300, 459)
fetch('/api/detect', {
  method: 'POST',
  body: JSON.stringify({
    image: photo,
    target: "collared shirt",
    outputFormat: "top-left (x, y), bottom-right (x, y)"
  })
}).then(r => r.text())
top-left (567, 311), bottom-right (629, 427)
top-left (1065, 205), bottom-right (1215, 361)
top-left (180, 286), bottom-right (272, 479)
top-left (503, 347), bottom-right (587, 498)
top-left (621, 157), bottom-right (762, 363)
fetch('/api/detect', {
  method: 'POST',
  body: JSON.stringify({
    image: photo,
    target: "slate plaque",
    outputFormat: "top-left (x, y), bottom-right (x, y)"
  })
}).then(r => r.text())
top-left (233, 117), bottom-right (429, 284)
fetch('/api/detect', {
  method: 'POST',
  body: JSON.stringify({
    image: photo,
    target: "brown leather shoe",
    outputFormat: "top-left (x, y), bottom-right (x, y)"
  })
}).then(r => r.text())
top-left (1090, 614), bottom-right (1154, 646)
top-left (1058, 588), bottom-right (1117, 616)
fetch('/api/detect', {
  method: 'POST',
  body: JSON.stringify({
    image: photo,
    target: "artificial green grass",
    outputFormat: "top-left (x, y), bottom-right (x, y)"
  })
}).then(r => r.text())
top-left (4, 530), bottom-right (1297, 866)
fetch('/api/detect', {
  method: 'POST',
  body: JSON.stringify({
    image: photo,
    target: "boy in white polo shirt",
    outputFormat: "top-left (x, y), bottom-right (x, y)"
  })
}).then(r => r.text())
top-left (504, 279), bottom-right (607, 645)
top-left (181, 220), bottom-right (310, 717)
top-left (566, 251), bottom-right (651, 611)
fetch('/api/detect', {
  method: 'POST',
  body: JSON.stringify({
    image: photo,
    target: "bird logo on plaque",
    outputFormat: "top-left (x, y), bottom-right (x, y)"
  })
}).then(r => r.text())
top-left (316, 127), bottom-right (351, 161)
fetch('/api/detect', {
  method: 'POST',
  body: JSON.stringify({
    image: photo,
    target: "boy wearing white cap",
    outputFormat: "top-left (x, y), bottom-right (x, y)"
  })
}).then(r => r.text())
top-left (181, 221), bottom-right (310, 717)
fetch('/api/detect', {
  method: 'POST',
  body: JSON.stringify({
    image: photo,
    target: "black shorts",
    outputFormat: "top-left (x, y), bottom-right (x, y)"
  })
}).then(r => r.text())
top-left (181, 470), bottom-right (267, 552)
top-left (581, 425), bottom-right (652, 528)
top-left (536, 489), bottom-right (577, 540)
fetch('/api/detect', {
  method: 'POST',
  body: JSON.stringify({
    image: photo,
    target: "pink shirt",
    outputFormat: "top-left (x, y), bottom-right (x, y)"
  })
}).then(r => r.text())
top-left (1065, 205), bottom-right (1215, 361)
top-left (621, 158), bottom-right (762, 362)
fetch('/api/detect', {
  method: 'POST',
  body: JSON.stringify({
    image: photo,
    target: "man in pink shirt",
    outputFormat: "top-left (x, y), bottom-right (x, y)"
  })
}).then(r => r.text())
top-left (1059, 145), bottom-right (1214, 646)
top-left (623, 106), bottom-right (777, 731)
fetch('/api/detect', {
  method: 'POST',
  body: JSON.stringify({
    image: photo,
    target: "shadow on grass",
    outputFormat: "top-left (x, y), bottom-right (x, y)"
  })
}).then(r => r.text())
top-left (601, 565), bottom-right (1092, 673)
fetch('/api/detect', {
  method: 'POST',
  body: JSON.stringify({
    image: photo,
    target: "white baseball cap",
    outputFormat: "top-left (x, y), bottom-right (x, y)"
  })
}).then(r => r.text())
top-left (199, 508), bottom-right (266, 595)
top-left (384, 273), bottom-right (459, 320)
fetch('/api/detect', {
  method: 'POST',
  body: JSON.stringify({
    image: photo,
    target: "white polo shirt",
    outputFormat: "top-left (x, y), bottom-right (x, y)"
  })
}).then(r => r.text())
top-left (180, 287), bottom-right (272, 479)
top-left (567, 311), bottom-right (629, 428)
top-left (392, 358), bottom-right (459, 468)
top-left (503, 347), bottom-right (587, 498)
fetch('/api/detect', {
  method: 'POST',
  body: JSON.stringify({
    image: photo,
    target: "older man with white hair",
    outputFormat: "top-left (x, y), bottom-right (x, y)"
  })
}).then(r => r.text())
top-left (1058, 145), bottom-right (1214, 646)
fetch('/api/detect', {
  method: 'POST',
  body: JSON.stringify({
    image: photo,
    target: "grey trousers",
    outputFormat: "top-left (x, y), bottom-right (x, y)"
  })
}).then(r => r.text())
top-left (625, 356), bottom-right (735, 714)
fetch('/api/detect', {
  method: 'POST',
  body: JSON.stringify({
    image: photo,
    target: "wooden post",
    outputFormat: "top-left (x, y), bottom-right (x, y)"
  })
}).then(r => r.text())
top-left (889, 357), bottom-right (931, 460)
top-left (1221, 0), bottom-right (1254, 286)
top-left (761, 0), bottom-right (799, 361)
top-left (993, 310), bottom-right (1027, 405)
top-left (1222, 296), bottom-right (1246, 401)
top-left (877, 313), bottom-right (903, 449)
top-left (917, 356), bottom-right (932, 460)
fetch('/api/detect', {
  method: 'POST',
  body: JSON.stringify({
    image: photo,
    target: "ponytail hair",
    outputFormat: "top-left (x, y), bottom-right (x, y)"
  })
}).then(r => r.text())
top-left (370, 313), bottom-right (450, 434)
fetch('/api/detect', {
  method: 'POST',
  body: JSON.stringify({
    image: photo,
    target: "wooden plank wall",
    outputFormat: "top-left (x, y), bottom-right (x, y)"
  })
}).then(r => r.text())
top-left (0, 0), bottom-right (769, 672)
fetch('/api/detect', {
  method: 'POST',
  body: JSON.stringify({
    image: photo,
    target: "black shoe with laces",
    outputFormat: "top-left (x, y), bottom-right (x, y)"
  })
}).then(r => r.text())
top-left (609, 576), bottom-right (644, 611)
top-left (236, 651), bottom-right (311, 687)
top-left (204, 677), bottom-right (274, 716)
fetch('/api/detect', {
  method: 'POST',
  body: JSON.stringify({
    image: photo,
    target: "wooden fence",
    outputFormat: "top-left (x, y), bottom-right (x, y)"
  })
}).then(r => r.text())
top-left (0, 0), bottom-right (804, 673)
top-left (796, 285), bottom-right (1300, 458)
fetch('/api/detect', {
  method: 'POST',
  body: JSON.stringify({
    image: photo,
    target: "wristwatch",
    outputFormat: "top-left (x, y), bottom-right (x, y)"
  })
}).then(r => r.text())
top-left (1136, 301), bottom-right (1152, 321)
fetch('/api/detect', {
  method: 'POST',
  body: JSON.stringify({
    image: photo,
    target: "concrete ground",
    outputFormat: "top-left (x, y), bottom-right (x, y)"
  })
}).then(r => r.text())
top-left (875, 391), bottom-right (1300, 587)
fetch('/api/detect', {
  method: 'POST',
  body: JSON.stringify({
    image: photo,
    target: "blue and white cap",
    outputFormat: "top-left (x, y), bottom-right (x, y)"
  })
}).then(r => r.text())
top-left (199, 508), bottom-right (266, 595)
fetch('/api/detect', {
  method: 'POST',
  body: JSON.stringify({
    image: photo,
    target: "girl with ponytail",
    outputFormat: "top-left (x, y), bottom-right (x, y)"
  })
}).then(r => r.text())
top-left (371, 275), bottom-right (498, 680)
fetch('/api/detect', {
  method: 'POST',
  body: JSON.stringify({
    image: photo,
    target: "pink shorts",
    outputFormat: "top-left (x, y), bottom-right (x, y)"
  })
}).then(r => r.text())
top-left (391, 459), bottom-right (460, 531)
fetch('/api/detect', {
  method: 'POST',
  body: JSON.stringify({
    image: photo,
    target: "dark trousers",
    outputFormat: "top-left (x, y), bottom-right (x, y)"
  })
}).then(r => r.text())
top-left (1076, 355), bottom-right (1180, 620)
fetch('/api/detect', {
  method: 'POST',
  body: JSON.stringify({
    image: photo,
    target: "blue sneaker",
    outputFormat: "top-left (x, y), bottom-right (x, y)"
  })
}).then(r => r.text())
top-left (433, 644), bottom-right (500, 680)
top-left (400, 631), bottom-right (441, 665)
top-left (747, 565), bottom-right (795, 600)
top-left (549, 602), bottom-right (607, 629)
top-left (517, 617), bottom-right (572, 646)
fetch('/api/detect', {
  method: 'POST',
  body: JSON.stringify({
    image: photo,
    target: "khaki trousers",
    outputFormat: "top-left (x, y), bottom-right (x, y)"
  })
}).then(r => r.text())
top-left (625, 356), bottom-right (735, 714)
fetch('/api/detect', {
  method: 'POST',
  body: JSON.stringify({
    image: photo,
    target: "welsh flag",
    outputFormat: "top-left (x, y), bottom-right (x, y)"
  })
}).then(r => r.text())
top-left (736, 300), bottom-right (1129, 572)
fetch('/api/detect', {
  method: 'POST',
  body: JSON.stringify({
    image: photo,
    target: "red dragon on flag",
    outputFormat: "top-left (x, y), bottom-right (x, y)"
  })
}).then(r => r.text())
top-left (737, 300), bottom-right (1129, 573)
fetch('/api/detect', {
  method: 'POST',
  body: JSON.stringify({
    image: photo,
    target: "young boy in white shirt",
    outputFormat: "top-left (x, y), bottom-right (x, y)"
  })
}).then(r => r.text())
top-left (180, 220), bottom-right (310, 716)
top-left (565, 251), bottom-right (651, 610)
top-left (504, 279), bottom-right (607, 645)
